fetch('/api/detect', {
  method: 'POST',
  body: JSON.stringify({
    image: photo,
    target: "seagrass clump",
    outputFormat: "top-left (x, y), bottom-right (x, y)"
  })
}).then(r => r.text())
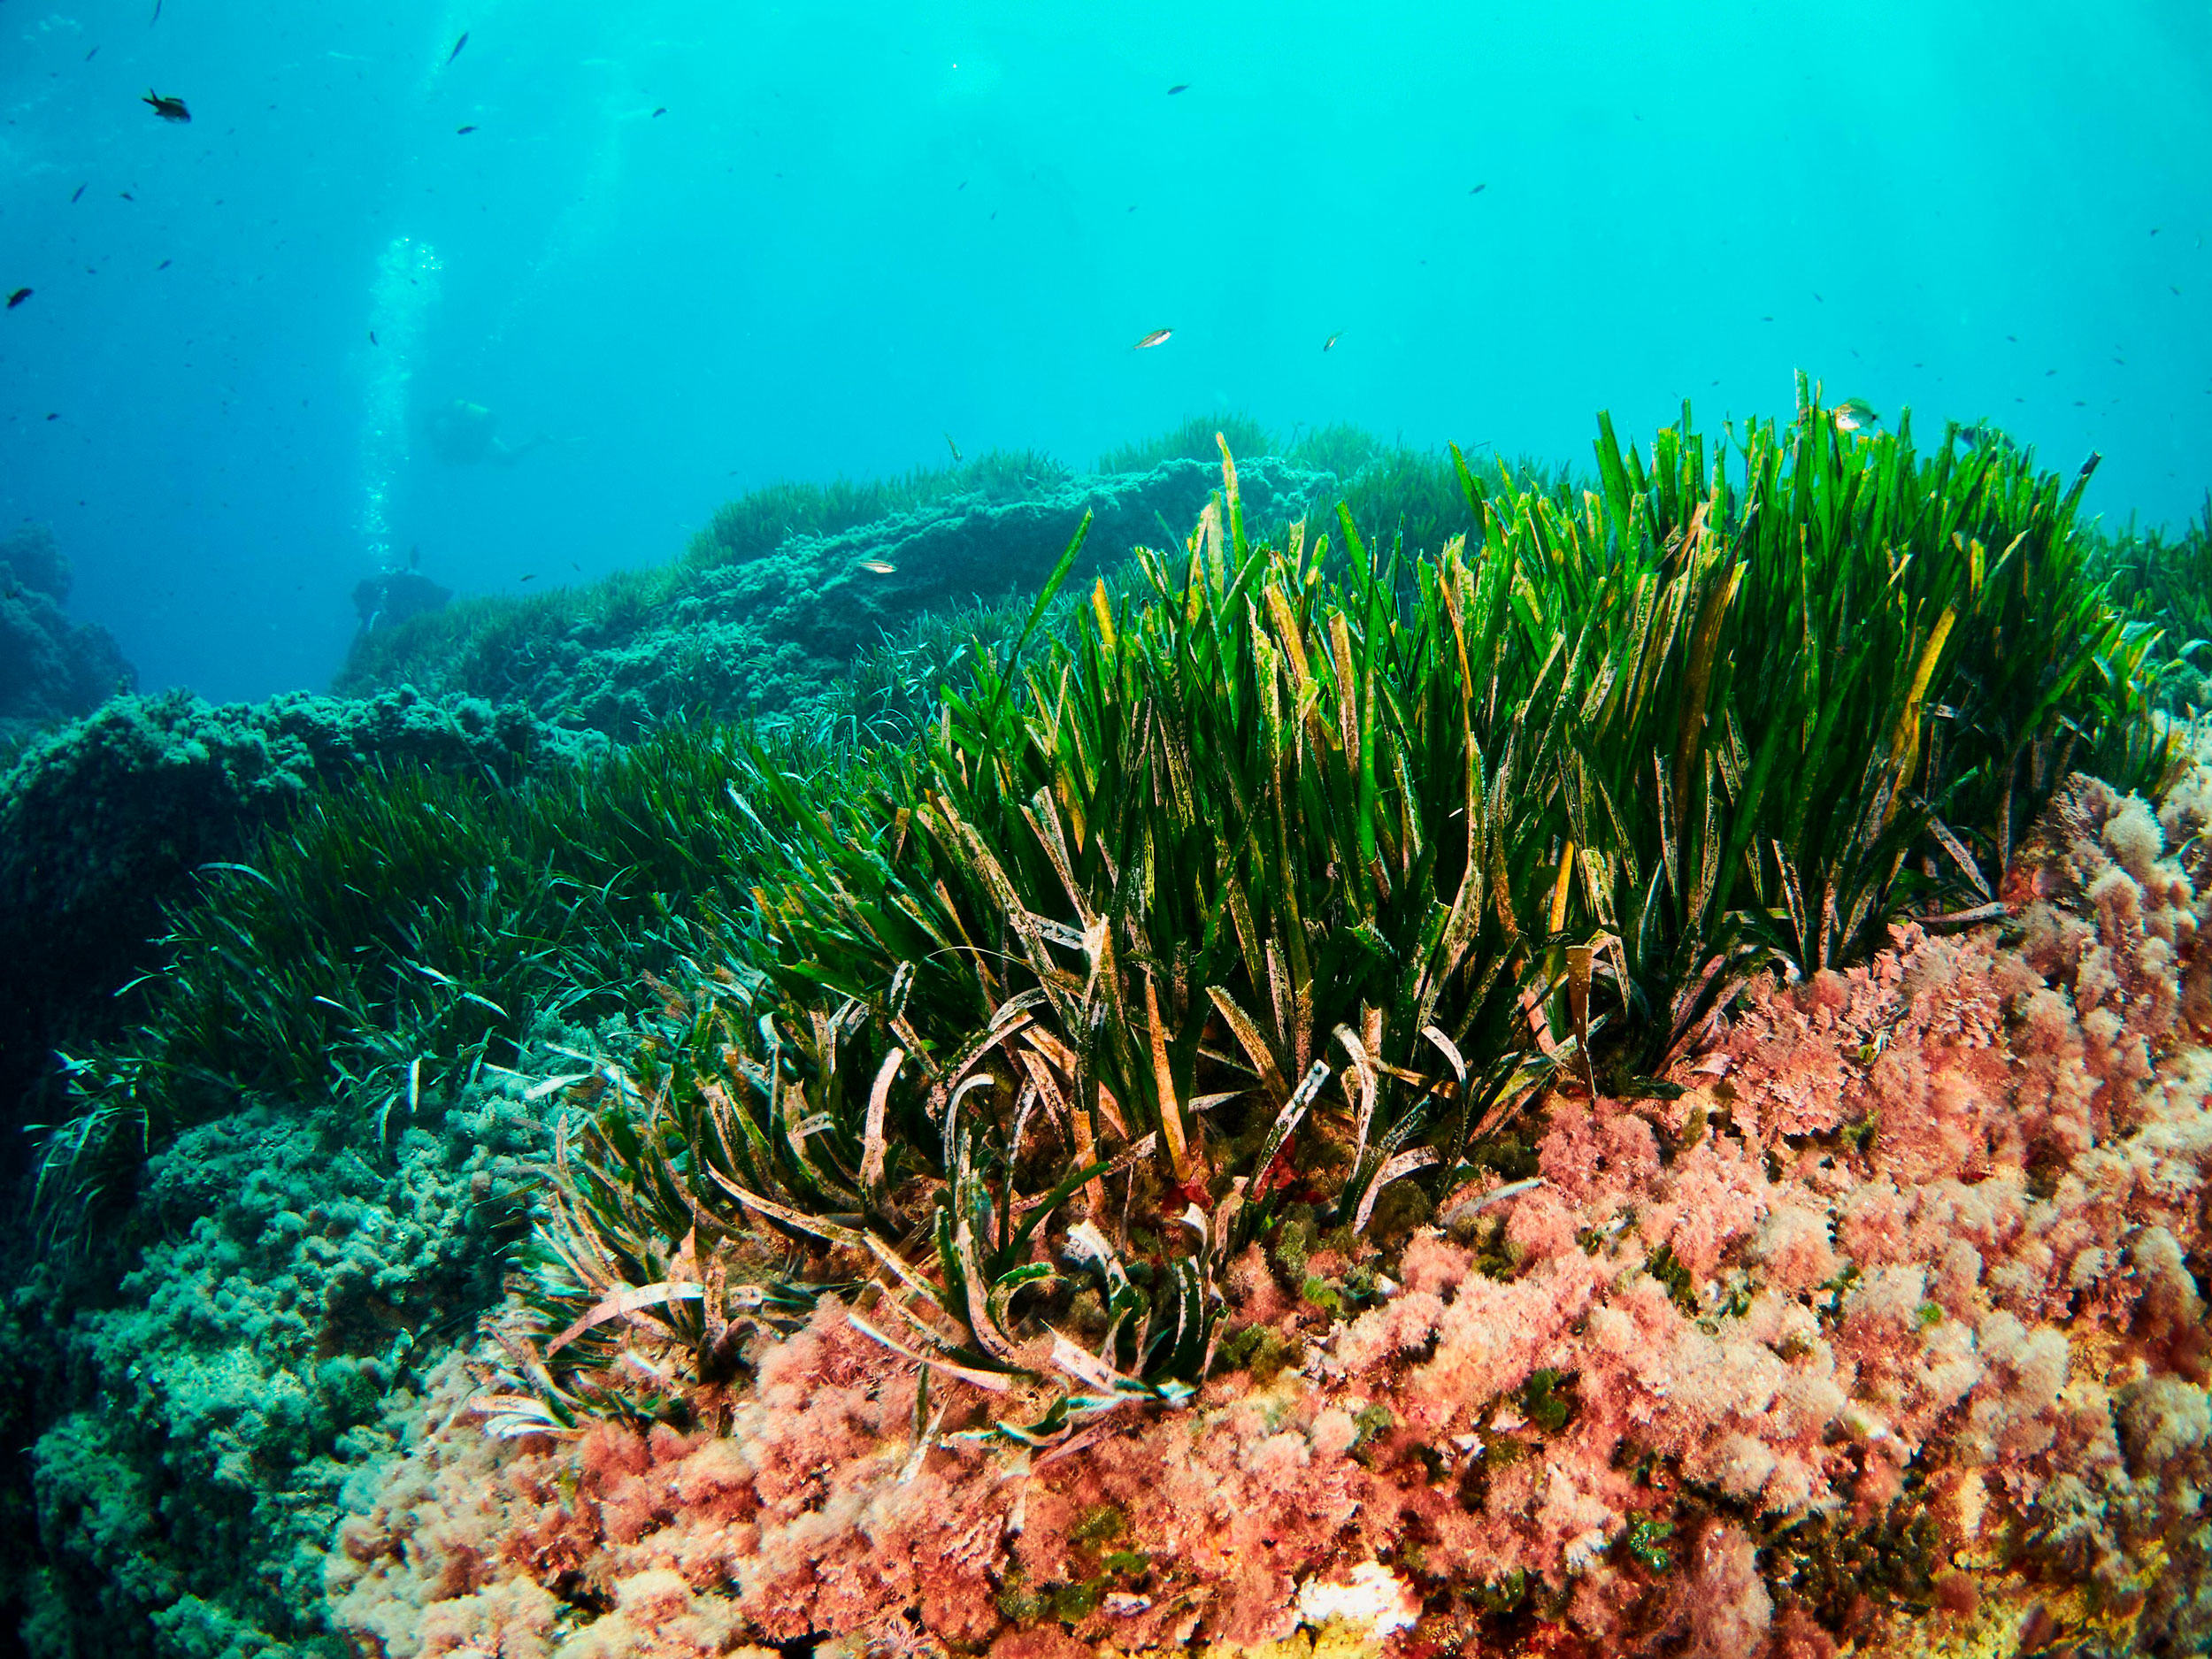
top-left (504, 385), bottom-right (2173, 1443)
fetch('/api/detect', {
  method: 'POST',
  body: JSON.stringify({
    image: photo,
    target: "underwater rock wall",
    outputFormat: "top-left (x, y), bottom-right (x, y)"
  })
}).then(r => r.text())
top-left (0, 522), bottom-right (136, 747)
top-left (334, 457), bottom-right (1334, 737)
top-left (321, 759), bottom-right (2212, 1659)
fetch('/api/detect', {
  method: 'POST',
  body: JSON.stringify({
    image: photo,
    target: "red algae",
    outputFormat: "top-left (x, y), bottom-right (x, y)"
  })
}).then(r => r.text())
top-left (329, 770), bottom-right (2212, 1659)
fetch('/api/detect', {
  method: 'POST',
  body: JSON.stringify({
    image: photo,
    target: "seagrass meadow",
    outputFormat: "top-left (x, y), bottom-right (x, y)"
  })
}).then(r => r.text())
top-left (3, 396), bottom-right (2211, 1659)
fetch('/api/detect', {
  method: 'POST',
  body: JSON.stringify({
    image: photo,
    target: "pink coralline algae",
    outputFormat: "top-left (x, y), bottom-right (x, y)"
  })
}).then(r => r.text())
top-left (329, 772), bottom-right (2212, 1659)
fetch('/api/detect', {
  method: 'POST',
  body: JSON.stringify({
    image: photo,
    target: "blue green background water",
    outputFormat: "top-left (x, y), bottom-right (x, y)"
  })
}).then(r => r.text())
top-left (3, 0), bottom-right (2208, 703)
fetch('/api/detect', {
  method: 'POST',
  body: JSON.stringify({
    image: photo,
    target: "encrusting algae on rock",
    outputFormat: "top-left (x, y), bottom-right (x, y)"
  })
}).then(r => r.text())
top-left (326, 751), bottom-right (2212, 1659)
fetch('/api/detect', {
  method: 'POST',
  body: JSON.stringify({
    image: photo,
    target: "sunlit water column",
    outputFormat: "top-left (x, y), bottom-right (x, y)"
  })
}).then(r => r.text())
top-left (357, 235), bottom-right (443, 578)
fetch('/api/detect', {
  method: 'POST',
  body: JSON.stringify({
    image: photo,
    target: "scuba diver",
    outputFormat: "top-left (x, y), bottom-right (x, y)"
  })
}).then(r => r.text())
top-left (421, 396), bottom-right (550, 466)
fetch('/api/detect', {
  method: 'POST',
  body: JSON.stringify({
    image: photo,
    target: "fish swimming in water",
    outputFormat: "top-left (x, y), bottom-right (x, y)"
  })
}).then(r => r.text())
top-left (447, 32), bottom-right (469, 65)
top-left (652, 106), bottom-right (666, 117)
top-left (945, 434), bottom-right (962, 463)
top-left (143, 89), bottom-right (190, 122)
top-left (1324, 331), bottom-right (1344, 351)
top-left (1469, 182), bottom-right (1486, 194)
top-left (71, 184), bottom-right (86, 203)
top-left (368, 330), bottom-right (378, 345)
top-left (1133, 326), bottom-right (1171, 349)
top-left (1832, 397), bottom-right (1879, 434)
top-left (457, 125), bottom-right (477, 134)
top-left (858, 559), bottom-right (896, 574)
top-left (1168, 83), bottom-right (1189, 94)
top-left (6, 288), bottom-right (30, 309)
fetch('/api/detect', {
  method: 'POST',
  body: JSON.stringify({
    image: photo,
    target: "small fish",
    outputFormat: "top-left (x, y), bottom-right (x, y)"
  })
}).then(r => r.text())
top-left (120, 190), bottom-right (134, 200)
top-left (1469, 182), bottom-right (1486, 194)
top-left (1323, 331), bottom-right (1344, 351)
top-left (858, 558), bottom-right (896, 574)
top-left (1133, 326), bottom-right (1172, 349)
top-left (945, 434), bottom-right (962, 463)
top-left (45, 412), bottom-right (58, 420)
top-left (86, 46), bottom-right (98, 61)
top-left (651, 106), bottom-right (666, 117)
top-left (150, 0), bottom-right (160, 21)
top-left (1167, 83), bottom-right (1189, 94)
top-left (368, 330), bottom-right (378, 345)
top-left (456, 124), bottom-right (477, 134)
top-left (447, 31), bottom-right (469, 65)
top-left (5, 288), bottom-right (29, 309)
top-left (157, 257), bottom-right (170, 269)
top-left (143, 89), bottom-right (190, 122)
top-left (1832, 397), bottom-right (1879, 434)
top-left (71, 184), bottom-right (86, 203)
top-left (520, 572), bottom-right (536, 582)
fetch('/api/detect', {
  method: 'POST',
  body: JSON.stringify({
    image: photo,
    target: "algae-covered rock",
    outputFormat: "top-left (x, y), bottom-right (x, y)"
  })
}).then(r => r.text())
top-left (0, 686), bottom-right (601, 1145)
top-left (1, 520), bottom-right (73, 603)
top-left (0, 521), bottom-right (136, 745)
top-left (335, 457), bottom-right (1336, 737)
top-left (10, 1055), bottom-right (561, 1657)
top-left (0, 698), bottom-right (764, 1655)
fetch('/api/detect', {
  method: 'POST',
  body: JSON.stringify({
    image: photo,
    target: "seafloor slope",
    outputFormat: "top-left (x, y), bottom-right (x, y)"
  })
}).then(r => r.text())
top-left (4, 406), bottom-right (2208, 1659)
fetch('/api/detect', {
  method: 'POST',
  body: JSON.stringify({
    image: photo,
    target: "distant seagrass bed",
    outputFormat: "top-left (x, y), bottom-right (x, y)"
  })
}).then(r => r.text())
top-left (1, 397), bottom-right (2209, 1659)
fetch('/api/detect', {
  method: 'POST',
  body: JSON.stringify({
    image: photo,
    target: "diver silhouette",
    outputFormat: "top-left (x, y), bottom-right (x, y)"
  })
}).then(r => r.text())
top-left (422, 397), bottom-right (549, 466)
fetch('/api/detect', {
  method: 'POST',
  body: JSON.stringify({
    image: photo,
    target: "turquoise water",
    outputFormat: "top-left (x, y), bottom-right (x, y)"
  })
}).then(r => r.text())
top-left (3, 0), bottom-right (2208, 700)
